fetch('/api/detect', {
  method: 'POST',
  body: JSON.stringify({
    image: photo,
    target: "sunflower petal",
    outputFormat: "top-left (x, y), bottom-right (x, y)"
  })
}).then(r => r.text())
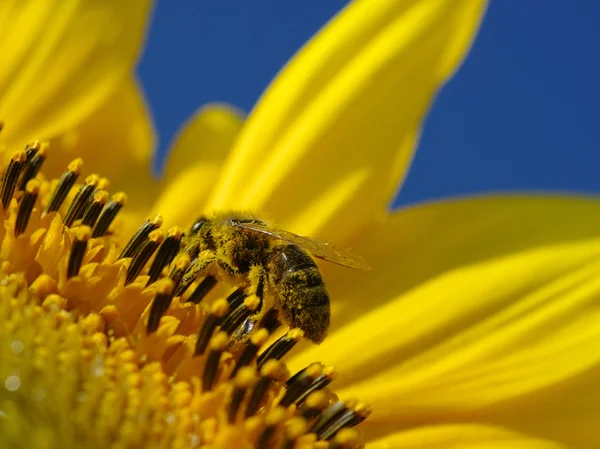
top-left (151, 104), bottom-right (244, 230)
top-left (207, 0), bottom-right (487, 241)
top-left (290, 195), bottom-right (600, 446)
top-left (48, 77), bottom-right (155, 238)
top-left (366, 424), bottom-right (562, 449)
top-left (0, 0), bottom-right (152, 148)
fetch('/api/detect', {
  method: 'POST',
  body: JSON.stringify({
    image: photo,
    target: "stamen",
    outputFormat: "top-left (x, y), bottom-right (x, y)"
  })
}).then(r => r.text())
top-left (125, 229), bottom-right (164, 286)
top-left (280, 363), bottom-right (324, 407)
top-left (67, 226), bottom-right (91, 278)
top-left (245, 360), bottom-right (289, 418)
top-left (226, 287), bottom-right (248, 311)
top-left (168, 253), bottom-right (191, 294)
top-left (256, 407), bottom-right (286, 449)
top-left (19, 141), bottom-right (46, 190)
top-left (81, 190), bottom-right (108, 227)
top-left (311, 401), bottom-right (371, 441)
top-left (194, 299), bottom-right (229, 356)
top-left (230, 328), bottom-right (269, 379)
top-left (63, 174), bottom-right (100, 227)
top-left (219, 295), bottom-right (260, 335)
top-left (23, 139), bottom-right (42, 162)
top-left (257, 329), bottom-right (304, 369)
top-left (45, 158), bottom-right (83, 214)
top-left (228, 367), bottom-right (257, 423)
top-left (119, 214), bottom-right (163, 259)
top-left (297, 391), bottom-right (329, 421)
top-left (257, 308), bottom-right (281, 334)
top-left (185, 275), bottom-right (217, 304)
top-left (146, 279), bottom-right (174, 333)
top-left (329, 428), bottom-right (362, 449)
top-left (91, 192), bottom-right (127, 238)
top-left (146, 226), bottom-right (183, 286)
top-left (97, 177), bottom-right (110, 191)
top-left (280, 363), bottom-right (337, 406)
top-left (1, 150), bottom-right (27, 210)
top-left (202, 331), bottom-right (228, 392)
top-left (280, 417), bottom-right (309, 449)
top-left (15, 180), bottom-right (40, 236)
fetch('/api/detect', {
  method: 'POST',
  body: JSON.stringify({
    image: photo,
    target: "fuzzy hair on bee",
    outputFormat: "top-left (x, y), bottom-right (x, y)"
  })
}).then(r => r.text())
top-left (171, 212), bottom-right (369, 344)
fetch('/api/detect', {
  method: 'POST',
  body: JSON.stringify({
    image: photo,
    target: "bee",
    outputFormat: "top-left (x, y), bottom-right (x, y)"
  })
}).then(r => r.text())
top-left (173, 212), bottom-right (370, 344)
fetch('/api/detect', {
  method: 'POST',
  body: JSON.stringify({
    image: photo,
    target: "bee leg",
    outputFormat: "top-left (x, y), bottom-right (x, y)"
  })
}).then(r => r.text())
top-left (233, 266), bottom-right (268, 341)
top-left (174, 254), bottom-right (216, 297)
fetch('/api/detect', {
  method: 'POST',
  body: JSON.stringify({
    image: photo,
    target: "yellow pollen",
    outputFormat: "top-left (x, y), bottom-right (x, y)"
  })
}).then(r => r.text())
top-left (0, 141), bottom-right (370, 448)
top-left (112, 191), bottom-right (127, 205)
top-left (67, 157), bottom-right (84, 174)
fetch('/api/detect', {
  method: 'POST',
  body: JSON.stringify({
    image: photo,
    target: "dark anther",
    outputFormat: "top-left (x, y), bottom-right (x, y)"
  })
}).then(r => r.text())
top-left (119, 214), bottom-right (163, 260)
top-left (125, 229), bottom-right (164, 285)
top-left (15, 180), bottom-right (40, 236)
top-left (202, 331), bottom-right (228, 392)
top-left (257, 308), bottom-right (281, 335)
top-left (146, 226), bottom-right (182, 286)
top-left (229, 328), bottom-right (269, 379)
top-left (63, 174), bottom-right (99, 227)
top-left (23, 140), bottom-right (41, 163)
top-left (284, 364), bottom-right (337, 407)
top-left (185, 275), bottom-right (217, 304)
top-left (294, 367), bottom-right (336, 407)
top-left (309, 401), bottom-right (347, 436)
top-left (19, 142), bottom-right (46, 190)
top-left (226, 287), bottom-right (248, 311)
top-left (44, 158), bottom-right (83, 214)
top-left (279, 363), bottom-right (323, 407)
top-left (168, 253), bottom-right (190, 294)
top-left (81, 190), bottom-right (108, 227)
top-left (1, 150), bottom-right (27, 210)
top-left (146, 280), bottom-right (174, 333)
top-left (91, 192), bottom-right (127, 238)
top-left (228, 367), bottom-right (257, 423)
top-left (311, 402), bottom-right (371, 441)
top-left (67, 226), bottom-right (91, 279)
top-left (256, 328), bottom-right (304, 370)
top-left (219, 295), bottom-right (260, 336)
top-left (194, 299), bottom-right (229, 356)
top-left (245, 360), bottom-right (288, 418)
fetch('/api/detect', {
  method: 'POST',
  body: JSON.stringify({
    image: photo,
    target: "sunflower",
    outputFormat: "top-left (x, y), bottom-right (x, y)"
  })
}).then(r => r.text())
top-left (1, 0), bottom-right (595, 448)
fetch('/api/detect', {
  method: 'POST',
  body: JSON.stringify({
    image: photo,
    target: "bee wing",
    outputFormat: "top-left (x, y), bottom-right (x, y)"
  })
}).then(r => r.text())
top-left (231, 221), bottom-right (371, 270)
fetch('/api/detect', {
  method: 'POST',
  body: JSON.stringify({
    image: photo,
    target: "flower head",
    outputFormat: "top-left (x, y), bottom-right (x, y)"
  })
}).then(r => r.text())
top-left (0, 145), bottom-right (371, 448)
top-left (5, 1), bottom-right (594, 448)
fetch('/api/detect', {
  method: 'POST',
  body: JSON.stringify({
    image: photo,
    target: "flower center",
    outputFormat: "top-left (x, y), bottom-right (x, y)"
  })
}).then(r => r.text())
top-left (0, 139), bottom-right (370, 448)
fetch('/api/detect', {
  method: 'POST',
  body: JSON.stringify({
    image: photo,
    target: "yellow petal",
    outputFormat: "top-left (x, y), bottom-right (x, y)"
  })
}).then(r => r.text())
top-left (290, 195), bottom-right (600, 446)
top-left (366, 424), bottom-right (562, 449)
top-left (0, 0), bottom-right (152, 148)
top-left (151, 104), bottom-right (244, 230)
top-left (48, 77), bottom-right (155, 238)
top-left (207, 0), bottom-right (486, 242)
top-left (324, 195), bottom-right (600, 329)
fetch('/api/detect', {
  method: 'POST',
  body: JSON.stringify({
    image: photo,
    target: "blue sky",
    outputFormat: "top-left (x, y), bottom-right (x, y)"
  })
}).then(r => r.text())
top-left (137, 1), bottom-right (600, 209)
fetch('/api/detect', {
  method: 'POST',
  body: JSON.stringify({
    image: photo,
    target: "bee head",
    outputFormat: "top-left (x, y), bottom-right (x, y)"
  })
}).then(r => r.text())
top-left (190, 216), bottom-right (209, 235)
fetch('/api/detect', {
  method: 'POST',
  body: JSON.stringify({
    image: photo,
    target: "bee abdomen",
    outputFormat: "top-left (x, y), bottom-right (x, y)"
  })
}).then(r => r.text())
top-left (268, 244), bottom-right (331, 343)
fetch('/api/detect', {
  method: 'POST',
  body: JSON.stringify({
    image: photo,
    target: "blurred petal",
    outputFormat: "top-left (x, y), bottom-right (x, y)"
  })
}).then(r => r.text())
top-left (207, 0), bottom-right (486, 242)
top-left (0, 0), bottom-right (152, 148)
top-left (151, 104), bottom-right (244, 230)
top-left (49, 77), bottom-right (155, 238)
top-left (366, 424), bottom-right (562, 449)
top-left (324, 195), bottom-right (600, 329)
top-left (290, 195), bottom-right (600, 446)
